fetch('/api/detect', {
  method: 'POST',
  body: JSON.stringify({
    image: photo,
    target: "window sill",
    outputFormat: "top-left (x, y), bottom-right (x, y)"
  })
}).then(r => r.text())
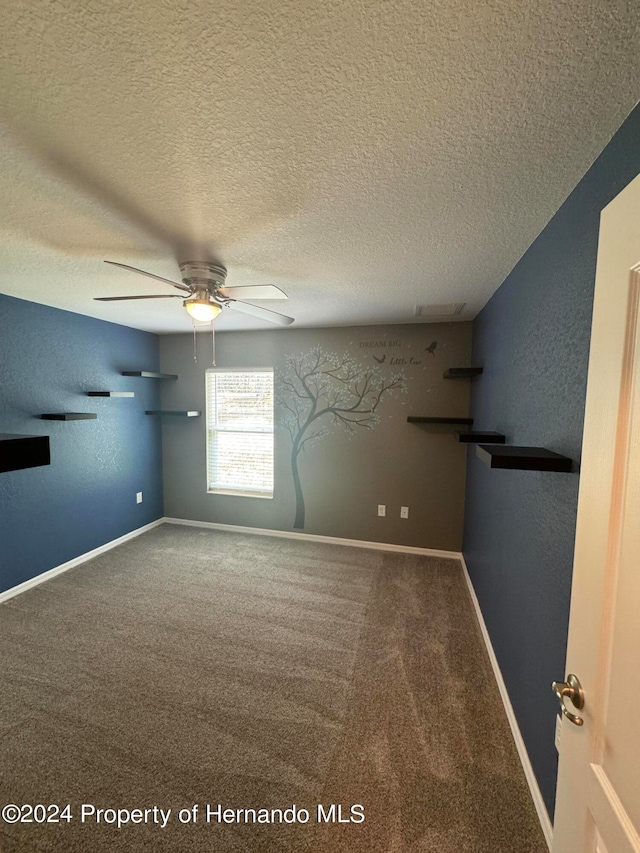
top-left (207, 489), bottom-right (274, 500)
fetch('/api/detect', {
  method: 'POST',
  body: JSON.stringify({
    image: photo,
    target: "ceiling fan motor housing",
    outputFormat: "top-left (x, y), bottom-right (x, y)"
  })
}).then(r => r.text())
top-left (179, 261), bottom-right (227, 292)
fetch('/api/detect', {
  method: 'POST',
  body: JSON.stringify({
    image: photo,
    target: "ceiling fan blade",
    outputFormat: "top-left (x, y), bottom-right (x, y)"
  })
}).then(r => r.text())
top-left (104, 260), bottom-right (191, 293)
top-left (227, 299), bottom-right (294, 326)
top-left (94, 295), bottom-right (183, 301)
top-left (218, 284), bottom-right (288, 300)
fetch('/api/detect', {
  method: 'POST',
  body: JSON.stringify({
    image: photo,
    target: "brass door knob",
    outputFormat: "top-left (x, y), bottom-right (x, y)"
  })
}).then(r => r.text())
top-left (552, 673), bottom-right (585, 726)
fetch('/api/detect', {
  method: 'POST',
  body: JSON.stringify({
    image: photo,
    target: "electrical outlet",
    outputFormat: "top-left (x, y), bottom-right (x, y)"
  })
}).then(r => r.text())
top-left (400, 506), bottom-right (409, 519)
top-left (377, 504), bottom-right (386, 517)
top-left (136, 492), bottom-right (143, 504)
top-left (555, 714), bottom-right (562, 752)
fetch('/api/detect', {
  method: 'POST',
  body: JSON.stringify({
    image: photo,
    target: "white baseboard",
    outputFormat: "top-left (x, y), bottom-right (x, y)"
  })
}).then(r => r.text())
top-left (162, 516), bottom-right (462, 559)
top-left (460, 555), bottom-right (553, 850)
top-left (0, 519), bottom-right (165, 604)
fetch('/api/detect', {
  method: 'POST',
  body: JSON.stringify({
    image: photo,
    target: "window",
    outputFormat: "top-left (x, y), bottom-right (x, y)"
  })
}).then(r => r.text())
top-left (206, 368), bottom-right (274, 498)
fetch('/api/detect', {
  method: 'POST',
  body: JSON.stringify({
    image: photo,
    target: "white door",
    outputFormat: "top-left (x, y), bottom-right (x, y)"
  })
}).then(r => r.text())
top-left (553, 172), bottom-right (640, 852)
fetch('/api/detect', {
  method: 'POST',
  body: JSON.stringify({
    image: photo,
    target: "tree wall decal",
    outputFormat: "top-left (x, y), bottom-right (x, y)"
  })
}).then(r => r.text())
top-left (278, 347), bottom-right (407, 529)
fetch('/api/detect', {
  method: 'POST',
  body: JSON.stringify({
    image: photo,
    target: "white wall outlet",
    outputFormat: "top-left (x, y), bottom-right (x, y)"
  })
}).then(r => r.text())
top-left (401, 506), bottom-right (409, 518)
top-left (136, 492), bottom-right (143, 504)
top-left (555, 714), bottom-right (562, 752)
top-left (377, 504), bottom-right (386, 517)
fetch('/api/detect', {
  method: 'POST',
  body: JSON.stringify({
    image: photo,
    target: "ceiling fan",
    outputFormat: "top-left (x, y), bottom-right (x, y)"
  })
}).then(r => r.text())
top-left (96, 260), bottom-right (295, 326)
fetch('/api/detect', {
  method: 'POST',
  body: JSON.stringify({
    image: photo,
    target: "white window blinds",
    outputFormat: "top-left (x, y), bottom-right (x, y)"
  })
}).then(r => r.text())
top-left (206, 369), bottom-right (274, 498)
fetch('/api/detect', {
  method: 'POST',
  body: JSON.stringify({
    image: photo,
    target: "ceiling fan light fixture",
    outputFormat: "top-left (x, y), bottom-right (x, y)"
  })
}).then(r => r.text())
top-left (184, 297), bottom-right (222, 323)
top-left (100, 259), bottom-right (294, 326)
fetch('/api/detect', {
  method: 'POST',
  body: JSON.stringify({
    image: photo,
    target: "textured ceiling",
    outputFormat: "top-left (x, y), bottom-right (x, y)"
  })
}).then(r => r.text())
top-left (0, 0), bottom-right (638, 333)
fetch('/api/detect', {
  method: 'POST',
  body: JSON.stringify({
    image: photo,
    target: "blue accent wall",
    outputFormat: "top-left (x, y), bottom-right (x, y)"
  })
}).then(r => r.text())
top-left (463, 103), bottom-right (640, 819)
top-left (0, 294), bottom-right (164, 594)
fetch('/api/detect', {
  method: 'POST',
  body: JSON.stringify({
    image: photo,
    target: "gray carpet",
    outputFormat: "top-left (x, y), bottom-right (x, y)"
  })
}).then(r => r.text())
top-left (0, 524), bottom-right (547, 852)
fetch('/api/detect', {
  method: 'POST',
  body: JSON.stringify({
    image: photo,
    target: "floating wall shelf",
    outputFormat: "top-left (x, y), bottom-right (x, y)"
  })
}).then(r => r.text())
top-left (1, 434), bottom-right (50, 473)
top-left (443, 367), bottom-right (483, 379)
top-left (40, 413), bottom-right (97, 421)
top-left (145, 410), bottom-right (201, 417)
top-left (408, 416), bottom-right (473, 425)
top-left (122, 371), bottom-right (178, 380)
top-left (476, 445), bottom-right (572, 472)
top-left (459, 431), bottom-right (506, 444)
top-left (86, 391), bottom-right (135, 397)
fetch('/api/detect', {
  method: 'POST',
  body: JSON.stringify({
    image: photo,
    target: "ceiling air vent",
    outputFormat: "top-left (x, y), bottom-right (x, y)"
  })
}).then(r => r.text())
top-left (414, 303), bottom-right (465, 318)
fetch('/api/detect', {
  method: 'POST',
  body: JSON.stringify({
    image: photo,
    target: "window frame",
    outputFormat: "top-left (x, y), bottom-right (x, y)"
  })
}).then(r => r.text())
top-left (205, 366), bottom-right (275, 499)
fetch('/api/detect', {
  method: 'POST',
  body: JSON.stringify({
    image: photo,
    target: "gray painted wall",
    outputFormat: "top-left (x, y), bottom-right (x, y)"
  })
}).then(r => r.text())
top-left (160, 322), bottom-right (472, 550)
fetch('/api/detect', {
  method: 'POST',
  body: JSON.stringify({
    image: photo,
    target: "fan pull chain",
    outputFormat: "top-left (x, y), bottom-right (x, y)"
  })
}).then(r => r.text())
top-left (193, 323), bottom-right (197, 362)
top-left (211, 322), bottom-right (216, 366)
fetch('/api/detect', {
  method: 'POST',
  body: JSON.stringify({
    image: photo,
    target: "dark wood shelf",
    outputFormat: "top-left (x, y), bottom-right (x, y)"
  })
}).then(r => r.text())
top-left (0, 434), bottom-right (50, 473)
top-left (145, 410), bottom-right (201, 417)
top-left (122, 371), bottom-right (177, 380)
top-left (39, 413), bottom-right (97, 421)
top-left (86, 391), bottom-right (135, 397)
top-left (443, 367), bottom-right (483, 379)
top-left (476, 445), bottom-right (573, 472)
top-left (459, 431), bottom-right (506, 443)
top-left (408, 416), bottom-right (473, 425)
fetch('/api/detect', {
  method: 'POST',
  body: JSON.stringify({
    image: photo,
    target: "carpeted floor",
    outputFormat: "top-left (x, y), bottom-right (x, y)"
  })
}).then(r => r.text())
top-left (0, 524), bottom-right (547, 852)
